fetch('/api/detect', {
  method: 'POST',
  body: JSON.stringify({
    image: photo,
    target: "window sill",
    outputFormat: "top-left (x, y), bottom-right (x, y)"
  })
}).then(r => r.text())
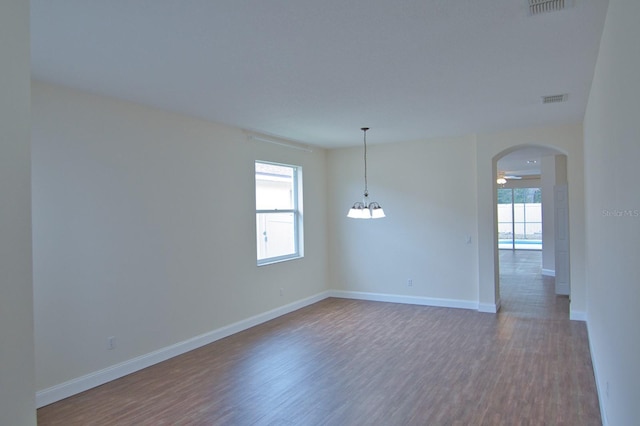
top-left (257, 255), bottom-right (303, 267)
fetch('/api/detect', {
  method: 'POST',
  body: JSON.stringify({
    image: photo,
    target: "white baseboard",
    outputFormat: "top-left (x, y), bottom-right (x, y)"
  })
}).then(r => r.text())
top-left (36, 291), bottom-right (331, 408)
top-left (478, 300), bottom-right (500, 313)
top-left (36, 289), bottom-right (500, 407)
top-left (586, 320), bottom-right (608, 426)
top-left (542, 268), bottom-right (555, 277)
top-left (328, 290), bottom-right (479, 311)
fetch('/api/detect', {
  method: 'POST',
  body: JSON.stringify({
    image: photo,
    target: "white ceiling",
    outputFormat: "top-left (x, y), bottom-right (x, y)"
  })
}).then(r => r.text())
top-left (30, 0), bottom-right (609, 148)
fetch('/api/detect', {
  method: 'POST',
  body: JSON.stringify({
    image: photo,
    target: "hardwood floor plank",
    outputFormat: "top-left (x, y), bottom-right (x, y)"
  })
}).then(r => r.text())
top-left (38, 251), bottom-right (601, 425)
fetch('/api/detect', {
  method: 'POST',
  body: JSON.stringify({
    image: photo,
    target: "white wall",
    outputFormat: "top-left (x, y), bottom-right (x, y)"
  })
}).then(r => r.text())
top-left (0, 0), bottom-right (37, 424)
top-left (475, 125), bottom-right (586, 317)
top-left (327, 125), bottom-right (585, 316)
top-left (31, 82), bottom-right (328, 397)
top-left (540, 154), bottom-right (569, 276)
top-left (584, 0), bottom-right (640, 423)
top-left (31, 82), bottom-right (595, 409)
top-left (540, 155), bottom-right (556, 274)
top-left (328, 135), bottom-right (480, 306)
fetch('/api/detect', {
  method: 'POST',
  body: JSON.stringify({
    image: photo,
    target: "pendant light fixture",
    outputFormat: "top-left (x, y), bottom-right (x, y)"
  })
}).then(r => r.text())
top-left (347, 127), bottom-right (386, 219)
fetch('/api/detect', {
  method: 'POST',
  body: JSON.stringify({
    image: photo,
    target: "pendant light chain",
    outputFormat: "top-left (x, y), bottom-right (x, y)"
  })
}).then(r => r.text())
top-left (363, 127), bottom-right (369, 198)
top-left (347, 127), bottom-right (385, 219)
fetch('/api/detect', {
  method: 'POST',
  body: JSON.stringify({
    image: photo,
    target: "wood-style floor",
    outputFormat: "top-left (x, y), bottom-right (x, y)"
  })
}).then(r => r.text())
top-left (37, 251), bottom-right (601, 425)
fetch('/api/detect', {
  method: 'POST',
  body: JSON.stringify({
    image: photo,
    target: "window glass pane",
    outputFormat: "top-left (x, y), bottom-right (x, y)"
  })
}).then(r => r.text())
top-left (513, 204), bottom-right (525, 222)
top-left (526, 222), bottom-right (542, 236)
top-left (497, 188), bottom-right (512, 204)
top-left (255, 160), bottom-right (302, 265)
top-left (497, 203), bottom-right (513, 222)
top-left (256, 212), bottom-right (296, 261)
top-left (497, 186), bottom-right (542, 250)
top-left (525, 204), bottom-right (541, 222)
top-left (498, 223), bottom-right (513, 237)
top-left (513, 188), bottom-right (527, 203)
top-left (255, 162), bottom-right (294, 210)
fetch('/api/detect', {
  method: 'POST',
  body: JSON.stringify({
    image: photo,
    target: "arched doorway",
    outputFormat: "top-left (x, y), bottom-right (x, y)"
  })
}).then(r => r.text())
top-left (475, 126), bottom-right (585, 320)
top-left (494, 145), bottom-right (569, 317)
top-left (492, 145), bottom-right (570, 315)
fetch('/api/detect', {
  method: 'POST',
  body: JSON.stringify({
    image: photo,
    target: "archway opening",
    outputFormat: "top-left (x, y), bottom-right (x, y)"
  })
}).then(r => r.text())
top-left (493, 145), bottom-right (569, 318)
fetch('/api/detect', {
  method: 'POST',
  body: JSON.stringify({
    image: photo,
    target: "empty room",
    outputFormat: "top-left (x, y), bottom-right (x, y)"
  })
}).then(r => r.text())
top-left (2, 0), bottom-right (639, 425)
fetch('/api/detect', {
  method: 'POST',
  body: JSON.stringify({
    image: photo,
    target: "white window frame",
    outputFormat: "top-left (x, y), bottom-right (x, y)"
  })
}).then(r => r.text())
top-left (255, 161), bottom-right (303, 266)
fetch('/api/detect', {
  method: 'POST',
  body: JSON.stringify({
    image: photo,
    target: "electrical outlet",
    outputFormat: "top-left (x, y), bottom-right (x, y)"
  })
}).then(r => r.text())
top-left (408, 279), bottom-right (413, 287)
top-left (279, 288), bottom-right (284, 296)
top-left (108, 336), bottom-right (116, 350)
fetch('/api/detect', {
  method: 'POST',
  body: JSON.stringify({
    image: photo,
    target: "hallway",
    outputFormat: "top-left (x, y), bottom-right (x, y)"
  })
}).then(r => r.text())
top-left (499, 250), bottom-right (569, 320)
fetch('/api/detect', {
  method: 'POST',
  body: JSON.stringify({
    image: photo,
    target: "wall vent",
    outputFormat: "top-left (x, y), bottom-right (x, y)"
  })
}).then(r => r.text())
top-left (542, 94), bottom-right (568, 104)
top-left (529, 0), bottom-right (565, 15)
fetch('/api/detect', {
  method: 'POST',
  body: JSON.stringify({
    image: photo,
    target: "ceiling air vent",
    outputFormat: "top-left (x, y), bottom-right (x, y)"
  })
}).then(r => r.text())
top-left (529, 0), bottom-right (565, 15)
top-left (542, 94), bottom-right (568, 104)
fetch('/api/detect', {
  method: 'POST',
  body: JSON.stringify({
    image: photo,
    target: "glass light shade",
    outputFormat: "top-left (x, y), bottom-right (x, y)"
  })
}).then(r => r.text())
top-left (347, 208), bottom-right (362, 218)
top-left (348, 202), bottom-right (367, 219)
top-left (347, 202), bottom-right (375, 219)
top-left (371, 207), bottom-right (385, 218)
top-left (496, 177), bottom-right (507, 185)
top-left (348, 200), bottom-right (387, 219)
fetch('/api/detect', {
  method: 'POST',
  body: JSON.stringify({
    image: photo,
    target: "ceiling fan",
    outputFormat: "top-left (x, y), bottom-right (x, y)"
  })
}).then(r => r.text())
top-left (496, 172), bottom-right (522, 185)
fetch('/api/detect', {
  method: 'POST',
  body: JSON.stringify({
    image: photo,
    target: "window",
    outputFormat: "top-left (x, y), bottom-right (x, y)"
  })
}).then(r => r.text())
top-left (497, 187), bottom-right (542, 250)
top-left (255, 161), bottom-right (303, 265)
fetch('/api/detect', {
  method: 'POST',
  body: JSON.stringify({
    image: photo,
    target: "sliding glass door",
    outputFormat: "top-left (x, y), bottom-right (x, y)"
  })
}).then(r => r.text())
top-left (497, 187), bottom-right (542, 250)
